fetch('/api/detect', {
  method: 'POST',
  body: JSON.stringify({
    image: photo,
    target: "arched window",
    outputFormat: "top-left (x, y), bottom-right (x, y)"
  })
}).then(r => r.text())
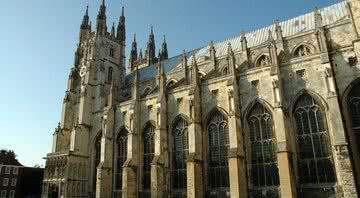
top-left (222, 67), bottom-right (229, 75)
top-left (171, 117), bottom-right (188, 195)
top-left (93, 133), bottom-right (102, 191)
top-left (294, 45), bottom-right (312, 58)
top-left (108, 67), bottom-right (113, 82)
top-left (167, 80), bottom-right (177, 90)
top-left (208, 111), bottom-right (229, 192)
top-left (256, 55), bottom-right (271, 67)
top-left (294, 94), bottom-right (335, 184)
top-left (115, 128), bottom-right (128, 190)
top-left (247, 103), bottom-right (279, 188)
top-left (348, 83), bottom-right (360, 153)
top-left (143, 123), bottom-right (155, 192)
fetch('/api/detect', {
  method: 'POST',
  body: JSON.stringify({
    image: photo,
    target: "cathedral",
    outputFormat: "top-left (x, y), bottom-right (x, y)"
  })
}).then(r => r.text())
top-left (42, 0), bottom-right (360, 197)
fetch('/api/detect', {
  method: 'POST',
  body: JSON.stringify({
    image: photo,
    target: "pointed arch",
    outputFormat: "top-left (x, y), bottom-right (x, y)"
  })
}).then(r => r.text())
top-left (207, 109), bottom-right (230, 192)
top-left (255, 54), bottom-right (271, 67)
top-left (243, 98), bottom-right (274, 119)
top-left (341, 78), bottom-right (360, 190)
top-left (291, 42), bottom-right (315, 58)
top-left (246, 102), bottom-right (279, 190)
top-left (170, 115), bottom-right (189, 195)
top-left (142, 121), bottom-right (155, 192)
top-left (289, 89), bottom-right (329, 114)
top-left (204, 106), bottom-right (230, 126)
top-left (292, 93), bottom-right (335, 184)
top-left (115, 127), bottom-right (128, 190)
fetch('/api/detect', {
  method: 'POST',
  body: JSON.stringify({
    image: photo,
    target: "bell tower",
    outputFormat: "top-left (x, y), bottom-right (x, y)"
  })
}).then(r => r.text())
top-left (43, 1), bottom-right (127, 197)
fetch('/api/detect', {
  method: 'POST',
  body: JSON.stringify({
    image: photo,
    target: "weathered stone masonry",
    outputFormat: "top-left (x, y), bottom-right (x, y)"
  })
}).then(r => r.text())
top-left (43, 0), bottom-right (360, 197)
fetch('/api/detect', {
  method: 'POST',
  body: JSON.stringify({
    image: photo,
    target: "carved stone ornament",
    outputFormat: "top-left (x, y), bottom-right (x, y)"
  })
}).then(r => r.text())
top-left (272, 79), bottom-right (279, 88)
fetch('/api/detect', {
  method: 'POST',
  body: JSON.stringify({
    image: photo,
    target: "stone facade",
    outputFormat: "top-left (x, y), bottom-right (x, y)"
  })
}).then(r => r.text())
top-left (43, 0), bottom-right (360, 197)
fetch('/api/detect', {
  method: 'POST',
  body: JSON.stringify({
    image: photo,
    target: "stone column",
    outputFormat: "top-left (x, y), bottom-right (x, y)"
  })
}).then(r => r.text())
top-left (227, 83), bottom-right (247, 198)
top-left (151, 106), bottom-right (168, 198)
top-left (151, 67), bottom-right (169, 198)
top-left (187, 96), bottom-right (204, 198)
top-left (322, 62), bottom-right (358, 198)
top-left (96, 110), bottom-right (114, 198)
top-left (122, 113), bottom-right (140, 198)
top-left (271, 78), bottom-right (297, 198)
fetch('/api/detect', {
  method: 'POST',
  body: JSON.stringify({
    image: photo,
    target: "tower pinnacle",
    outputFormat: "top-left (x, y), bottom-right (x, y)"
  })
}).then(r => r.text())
top-left (81, 5), bottom-right (90, 30)
top-left (161, 35), bottom-right (168, 60)
top-left (96, 0), bottom-right (107, 35)
top-left (146, 26), bottom-right (156, 64)
top-left (117, 6), bottom-right (126, 42)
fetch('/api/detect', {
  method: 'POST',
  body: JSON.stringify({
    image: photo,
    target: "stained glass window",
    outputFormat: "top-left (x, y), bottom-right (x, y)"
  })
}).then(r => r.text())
top-left (115, 129), bottom-right (128, 190)
top-left (208, 111), bottom-right (229, 190)
top-left (247, 103), bottom-right (279, 187)
top-left (171, 117), bottom-right (188, 196)
top-left (294, 94), bottom-right (335, 184)
top-left (143, 124), bottom-right (155, 191)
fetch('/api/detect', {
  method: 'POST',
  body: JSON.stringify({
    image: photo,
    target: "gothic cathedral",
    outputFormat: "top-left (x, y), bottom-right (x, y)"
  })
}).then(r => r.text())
top-left (42, 0), bottom-right (360, 197)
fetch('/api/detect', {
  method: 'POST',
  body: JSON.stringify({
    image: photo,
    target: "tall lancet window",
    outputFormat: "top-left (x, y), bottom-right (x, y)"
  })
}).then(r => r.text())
top-left (115, 128), bottom-right (128, 191)
top-left (93, 133), bottom-right (102, 190)
top-left (171, 117), bottom-right (189, 195)
top-left (108, 67), bottom-right (113, 82)
top-left (294, 94), bottom-right (335, 184)
top-left (143, 123), bottom-right (155, 192)
top-left (247, 103), bottom-right (279, 188)
top-left (208, 111), bottom-right (230, 193)
top-left (347, 82), bottom-right (360, 154)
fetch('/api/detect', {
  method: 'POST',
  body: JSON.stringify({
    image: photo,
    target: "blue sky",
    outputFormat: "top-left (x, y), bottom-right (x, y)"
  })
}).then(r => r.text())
top-left (0, 0), bottom-right (337, 166)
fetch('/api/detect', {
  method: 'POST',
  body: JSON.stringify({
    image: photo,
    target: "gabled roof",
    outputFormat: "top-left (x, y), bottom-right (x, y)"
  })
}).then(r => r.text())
top-left (125, 1), bottom-right (349, 84)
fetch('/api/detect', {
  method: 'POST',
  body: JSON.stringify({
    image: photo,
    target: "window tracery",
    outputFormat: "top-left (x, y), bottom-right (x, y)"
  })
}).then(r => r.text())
top-left (247, 103), bottom-right (279, 188)
top-left (294, 45), bottom-right (312, 58)
top-left (347, 83), bottom-right (360, 154)
top-left (256, 55), bottom-right (271, 67)
top-left (143, 123), bottom-right (155, 192)
top-left (115, 128), bottom-right (128, 190)
top-left (208, 111), bottom-right (229, 191)
top-left (294, 94), bottom-right (335, 184)
top-left (171, 117), bottom-right (188, 195)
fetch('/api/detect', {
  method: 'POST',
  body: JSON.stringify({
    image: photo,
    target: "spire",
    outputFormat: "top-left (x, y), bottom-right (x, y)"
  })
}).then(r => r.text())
top-left (129, 33), bottom-right (138, 71)
top-left (227, 43), bottom-right (236, 74)
top-left (314, 7), bottom-right (323, 29)
top-left (161, 34), bottom-right (168, 60)
top-left (81, 5), bottom-right (90, 30)
top-left (117, 6), bottom-right (126, 42)
top-left (146, 26), bottom-right (156, 64)
top-left (110, 22), bottom-right (115, 38)
top-left (183, 50), bottom-right (190, 84)
top-left (96, 0), bottom-right (107, 35)
top-left (274, 20), bottom-right (283, 41)
top-left (241, 30), bottom-right (248, 50)
top-left (139, 48), bottom-right (143, 62)
top-left (268, 29), bottom-right (274, 42)
top-left (192, 55), bottom-right (199, 86)
top-left (209, 40), bottom-right (217, 70)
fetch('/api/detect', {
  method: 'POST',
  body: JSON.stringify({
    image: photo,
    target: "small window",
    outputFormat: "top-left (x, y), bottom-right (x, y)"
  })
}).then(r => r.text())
top-left (9, 190), bottom-right (14, 198)
top-left (349, 56), bottom-right (358, 67)
top-left (5, 167), bottom-right (10, 174)
top-left (222, 67), bottom-right (229, 75)
top-left (1, 190), bottom-right (6, 198)
top-left (294, 45), bottom-right (312, 58)
top-left (296, 69), bottom-right (306, 79)
top-left (251, 80), bottom-right (259, 89)
top-left (110, 48), bottom-right (115, 57)
top-left (13, 167), bottom-right (18, 175)
top-left (3, 178), bottom-right (8, 186)
top-left (256, 55), bottom-right (271, 67)
top-left (108, 67), bottom-right (113, 82)
top-left (11, 178), bottom-right (16, 186)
